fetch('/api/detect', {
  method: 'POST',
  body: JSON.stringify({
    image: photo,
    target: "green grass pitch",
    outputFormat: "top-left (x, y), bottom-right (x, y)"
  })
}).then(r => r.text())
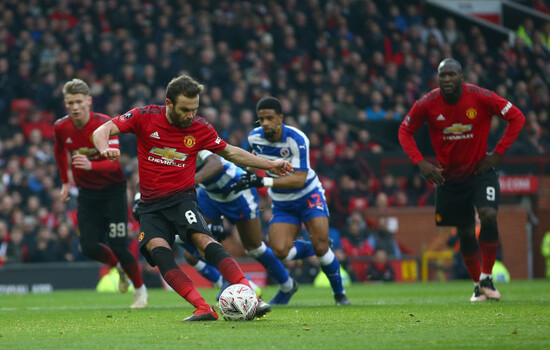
top-left (1, 280), bottom-right (549, 349)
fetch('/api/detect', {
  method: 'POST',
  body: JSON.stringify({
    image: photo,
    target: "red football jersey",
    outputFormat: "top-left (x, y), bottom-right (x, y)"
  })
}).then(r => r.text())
top-left (54, 112), bottom-right (126, 189)
top-left (399, 84), bottom-right (525, 180)
top-left (112, 105), bottom-right (227, 202)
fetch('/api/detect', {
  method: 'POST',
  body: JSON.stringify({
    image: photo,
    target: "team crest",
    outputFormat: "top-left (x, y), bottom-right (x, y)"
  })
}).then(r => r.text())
top-left (280, 147), bottom-right (290, 158)
top-left (138, 232), bottom-right (145, 242)
top-left (183, 135), bottom-right (196, 148)
top-left (466, 108), bottom-right (477, 120)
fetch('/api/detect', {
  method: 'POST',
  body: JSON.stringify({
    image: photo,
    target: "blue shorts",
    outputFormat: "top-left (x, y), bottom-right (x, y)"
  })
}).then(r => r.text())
top-left (197, 187), bottom-right (259, 224)
top-left (271, 188), bottom-right (329, 225)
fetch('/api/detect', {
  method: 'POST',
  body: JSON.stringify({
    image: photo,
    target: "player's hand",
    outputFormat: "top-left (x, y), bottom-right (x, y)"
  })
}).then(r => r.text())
top-left (269, 159), bottom-right (293, 176)
top-left (60, 183), bottom-right (71, 202)
top-left (225, 171), bottom-right (265, 196)
top-left (475, 152), bottom-right (501, 175)
top-left (100, 148), bottom-right (120, 160)
top-left (208, 222), bottom-right (229, 241)
top-left (72, 153), bottom-right (92, 171)
top-left (418, 160), bottom-right (445, 186)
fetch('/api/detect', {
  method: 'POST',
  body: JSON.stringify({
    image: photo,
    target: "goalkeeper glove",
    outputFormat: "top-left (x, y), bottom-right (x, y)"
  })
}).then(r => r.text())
top-left (225, 171), bottom-right (274, 197)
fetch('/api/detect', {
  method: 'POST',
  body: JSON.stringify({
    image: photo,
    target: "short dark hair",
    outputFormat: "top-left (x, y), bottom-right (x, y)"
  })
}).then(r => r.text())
top-left (166, 75), bottom-right (204, 102)
top-left (256, 97), bottom-right (282, 115)
top-left (438, 58), bottom-right (462, 74)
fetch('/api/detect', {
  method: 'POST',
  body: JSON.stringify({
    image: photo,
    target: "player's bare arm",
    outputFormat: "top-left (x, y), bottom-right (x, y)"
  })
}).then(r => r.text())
top-left (417, 159), bottom-right (445, 185)
top-left (93, 120), bottom-right (121, 160)
top-left (475, 152), bottom-right (502, 175)
top-left (217, 144), bottom-right (293, 176)
top-left (195, 155), bottom-right (224, 184)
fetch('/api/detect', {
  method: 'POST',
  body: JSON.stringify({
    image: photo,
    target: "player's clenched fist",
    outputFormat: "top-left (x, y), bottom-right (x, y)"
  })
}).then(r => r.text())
top-left (100, 148), bottom-right (121, 160)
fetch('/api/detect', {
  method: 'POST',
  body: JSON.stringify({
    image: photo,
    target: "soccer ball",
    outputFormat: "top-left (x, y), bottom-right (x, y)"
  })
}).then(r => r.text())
top-left (218, 284), bottom-right (259, 321)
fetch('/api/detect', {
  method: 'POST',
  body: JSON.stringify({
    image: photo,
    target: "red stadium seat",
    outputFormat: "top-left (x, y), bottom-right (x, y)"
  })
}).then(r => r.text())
top-left (347, 196), bottom-right (368, 214)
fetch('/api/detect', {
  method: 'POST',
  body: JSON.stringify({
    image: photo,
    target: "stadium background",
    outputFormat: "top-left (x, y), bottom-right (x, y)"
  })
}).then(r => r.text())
top-left (0, 0), bottom-right (549, 291)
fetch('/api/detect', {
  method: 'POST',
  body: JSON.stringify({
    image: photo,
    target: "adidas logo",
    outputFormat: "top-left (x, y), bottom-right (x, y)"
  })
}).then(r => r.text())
top-left (150, 131), bottom-right (160, 139)
top-left (66, 137), bottom-right (73, 143)
top-left (437, 114), bottom-right (445, 121)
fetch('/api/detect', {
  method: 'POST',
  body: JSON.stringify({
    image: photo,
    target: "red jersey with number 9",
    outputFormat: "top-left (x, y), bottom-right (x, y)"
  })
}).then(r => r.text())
top-left (112, 105), bottom-right (227, 202)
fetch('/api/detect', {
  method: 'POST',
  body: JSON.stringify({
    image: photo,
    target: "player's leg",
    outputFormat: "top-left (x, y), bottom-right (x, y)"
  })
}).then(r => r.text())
top-left (105, 189), bottom-right (146, 303)
top-left (224, 189), bottom-right (296, 300)
top-left (140, 210), bottom-right (217, 321)
top-left (183, 247), bottom-right (223, 288)
top-left (269, 201), bottom-right (315, 260)
top-left (474, 170), bottom-right (501, 300)
top-left (237, 218), bottom-right (296, 302)
top-left (306, 215), bottom-right (348, 305)
top-left (77, 192), bottom-right (119, 267)
top-left (436, 180), bottom-right (484, 301)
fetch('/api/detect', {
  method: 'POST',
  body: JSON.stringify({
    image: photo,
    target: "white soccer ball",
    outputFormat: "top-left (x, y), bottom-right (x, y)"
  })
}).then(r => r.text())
top-left (218, 284), bottom-right (259, 321)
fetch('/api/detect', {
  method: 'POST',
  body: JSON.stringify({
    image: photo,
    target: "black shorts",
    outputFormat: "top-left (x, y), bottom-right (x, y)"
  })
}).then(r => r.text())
top-left (137, 192), bottom-right (212, 266)
top-left (435, 169), bottom-right (500, 227)
top-left (77, 183), bottom-right (128, 246)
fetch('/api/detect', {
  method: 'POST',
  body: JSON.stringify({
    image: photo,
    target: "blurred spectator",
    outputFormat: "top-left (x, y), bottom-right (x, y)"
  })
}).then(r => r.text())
top-left (367, 216), bottom-right (402, 259)
top-left (366, 249), bottom-right (395, 282)
top-left (26, 225), bottom-right (66, 263)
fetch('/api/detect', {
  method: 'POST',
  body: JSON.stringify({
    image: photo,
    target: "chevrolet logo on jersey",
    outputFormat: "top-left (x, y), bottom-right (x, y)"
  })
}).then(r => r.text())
top-left (73, 148), bottom-right (97, 156)
top-left (150, 147), bottom-right (187, 160)
top-left (443, 123), bottom-right (472, 135)
top-left (149, 147), bottom-right (188, 167)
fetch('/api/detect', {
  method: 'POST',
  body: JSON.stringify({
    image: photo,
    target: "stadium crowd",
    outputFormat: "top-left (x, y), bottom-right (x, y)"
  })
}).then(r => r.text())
top-left (0, 0), bottom-right (549, 282)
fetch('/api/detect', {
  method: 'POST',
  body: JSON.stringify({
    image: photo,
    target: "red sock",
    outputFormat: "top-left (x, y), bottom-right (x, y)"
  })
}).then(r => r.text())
top-left (97, 243), bottom-right (119, 266)
top-left (462, 250), bottom-right (481, 283)
top-left (218, 257), bottom-right (250, 288)
top-left (479, 240), bottom-right (498, 274)
top-left (163, 269), bottom-right (208, 308)
top-left (121, 259), bottom-right (144, 289)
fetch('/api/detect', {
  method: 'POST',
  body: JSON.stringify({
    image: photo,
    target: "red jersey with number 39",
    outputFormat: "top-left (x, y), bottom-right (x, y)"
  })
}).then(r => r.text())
top-left (398, 84), bottom-right (525, 180)
top-left (112, 105), bottom-right (227, 202)
top-left (54, 112), bottom-right (126, 189)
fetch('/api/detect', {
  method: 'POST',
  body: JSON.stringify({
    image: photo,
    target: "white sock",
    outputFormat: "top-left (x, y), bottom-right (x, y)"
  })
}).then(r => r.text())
top-left (283, 247), bottom-right (297, 261)
top-left (246, 242), bottom-right (267, 258)
top-left (480, 272), bottom-right (492, 281)
top-left (280, 278), bottom-right (294, 293)
top-left (214, 276), bottom-right (223, 288)
top-left (318, 248), bottom-right (335, 266)
top-left (192, 260), bottom-right (207, 272)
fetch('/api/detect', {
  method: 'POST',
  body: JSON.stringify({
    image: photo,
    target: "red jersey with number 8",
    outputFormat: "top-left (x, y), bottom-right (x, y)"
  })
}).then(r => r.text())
top-left (112, 105), bottom-right (227, 202)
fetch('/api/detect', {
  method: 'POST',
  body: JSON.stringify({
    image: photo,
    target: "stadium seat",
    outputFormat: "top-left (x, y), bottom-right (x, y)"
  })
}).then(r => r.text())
top-left (10, 98), bottom-right (34, 113)
top-left (347, 196), bottom-right (368, 214)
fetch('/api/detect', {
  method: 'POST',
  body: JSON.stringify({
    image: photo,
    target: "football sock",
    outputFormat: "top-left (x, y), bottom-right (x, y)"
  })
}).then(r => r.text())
top-left (151, 247), bottom-right (207, 308)
top-left (318, 248), bottom-right (345, 295)
top-left (283, 240), bottom-right (315, 261)
top-left (247, 242), bottom-right (291, 285)
top-left (204, 242), bottom-right (250, 288)
top-left (94, 243), bottom-right (119, 267)
top-left (461, 249), bottom-right (481, 283)
top-left (479, 239), bottom-right (499, 274)
top-left (192, 260), bottom-right (223, 286)
top-left (111, 246), bottom-right (144, 289)
top-left (120, 258), bottom-right (144, 289)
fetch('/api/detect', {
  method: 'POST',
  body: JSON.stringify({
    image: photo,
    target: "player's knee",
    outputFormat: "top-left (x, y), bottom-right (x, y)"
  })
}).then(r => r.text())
top-left (272, 246), bottom-right (290, 260)
top-left (313, 242), bottom-right (329, 257)
top-left (478, 207), bottom-right (497, 225)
